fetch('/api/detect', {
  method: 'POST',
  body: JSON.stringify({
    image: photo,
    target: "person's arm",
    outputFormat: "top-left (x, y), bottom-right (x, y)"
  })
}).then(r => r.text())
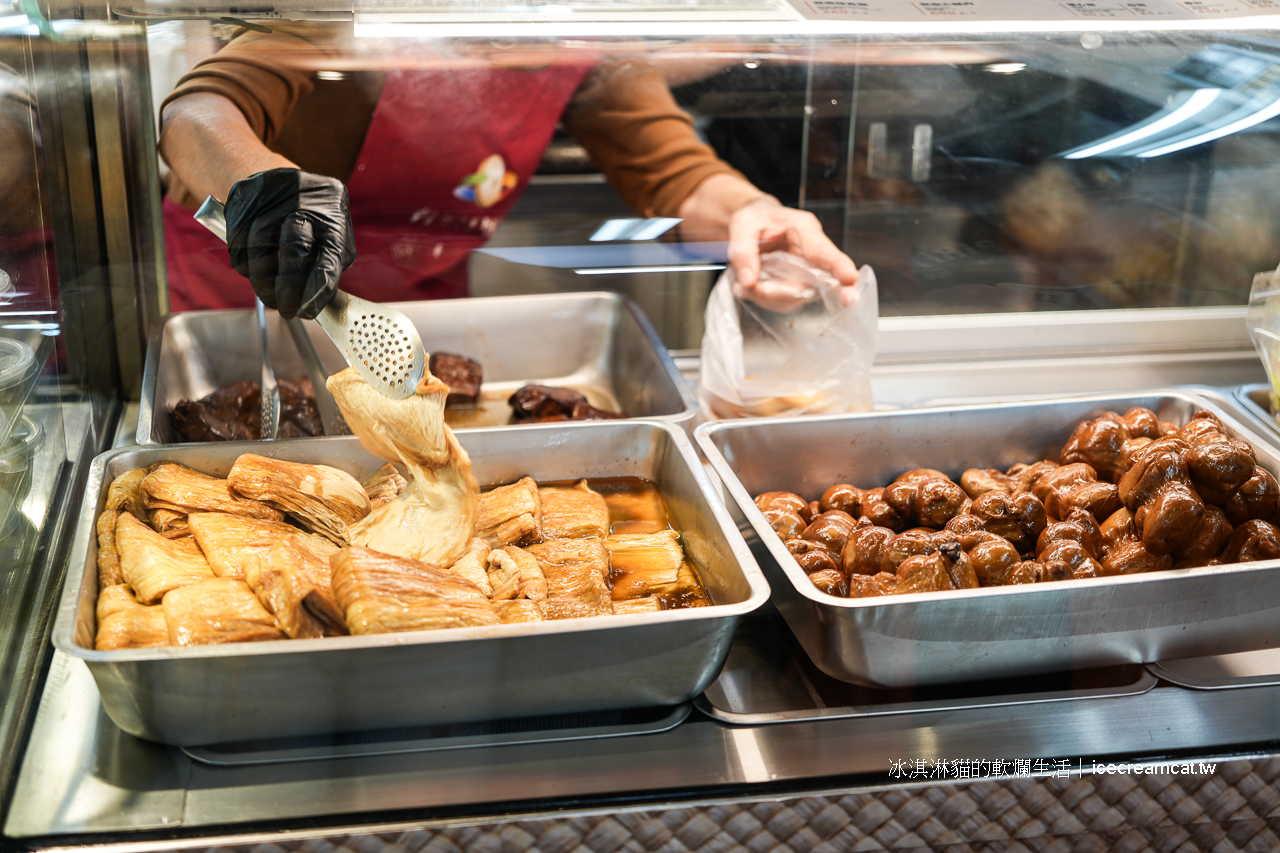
top-left (564, 63), bottom-right (860, 311)
top-left (159, 92), bottom-right (297, 204)
top-left (160, 91), bottom-right (351, 320)
top-left (157, 25), bottom-right (355, 320)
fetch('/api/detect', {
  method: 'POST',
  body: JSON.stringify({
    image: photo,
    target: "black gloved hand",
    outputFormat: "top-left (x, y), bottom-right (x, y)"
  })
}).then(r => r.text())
top-left (225, 168), bottom-right (356, 320)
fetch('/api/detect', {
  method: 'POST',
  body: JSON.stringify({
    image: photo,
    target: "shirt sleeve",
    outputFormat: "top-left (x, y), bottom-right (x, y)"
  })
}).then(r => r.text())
top-left (562, 63), bottom-right (748, 218)
top-left (159, 23), bottom-right (338, 146)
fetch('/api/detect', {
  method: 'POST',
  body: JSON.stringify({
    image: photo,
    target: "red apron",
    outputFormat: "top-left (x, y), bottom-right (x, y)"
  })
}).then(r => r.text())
top-left (164, 61), bottom-right (593, 312)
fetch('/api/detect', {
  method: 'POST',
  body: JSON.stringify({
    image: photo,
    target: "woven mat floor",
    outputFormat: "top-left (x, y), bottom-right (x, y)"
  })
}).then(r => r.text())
top-left (199, 758), bottom-right (1280, 853)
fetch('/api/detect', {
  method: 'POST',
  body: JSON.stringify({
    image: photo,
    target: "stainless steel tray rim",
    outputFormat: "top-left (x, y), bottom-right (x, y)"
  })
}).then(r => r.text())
top-left (61, 605), bottom-right (749, 663)
top-left (1232, 383), bottom-right (1280, 437)
top-left (55, 419), bottom-right (771, 663)
top-left (696, 386), bottom-right (1235, 440)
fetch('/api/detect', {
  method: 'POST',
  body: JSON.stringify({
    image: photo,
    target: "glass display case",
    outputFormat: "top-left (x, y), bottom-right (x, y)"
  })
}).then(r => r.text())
top-left (5, 1), bottom-right (1280, 849)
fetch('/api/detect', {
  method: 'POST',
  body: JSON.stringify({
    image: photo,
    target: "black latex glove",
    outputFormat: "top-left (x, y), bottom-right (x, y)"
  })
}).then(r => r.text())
top-left (225, 168), bottom-right (356, 320)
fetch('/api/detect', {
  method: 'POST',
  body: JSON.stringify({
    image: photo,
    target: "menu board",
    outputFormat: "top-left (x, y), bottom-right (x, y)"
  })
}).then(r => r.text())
top-left (787, 0), bottom-right (1280, 19)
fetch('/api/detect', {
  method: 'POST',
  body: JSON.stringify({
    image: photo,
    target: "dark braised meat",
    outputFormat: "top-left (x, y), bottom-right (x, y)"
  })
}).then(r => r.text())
top-left (204, 380), bottom-right (260, 424)
top-left (170, 377), bottom-right (329, 442)
top-left (170, 399), bottom-right (256, 442)
top-left (279, 377), bottom-right (324, 437)
top-left (508, 384), bottom-right (625, 424)
top-left (429, 352), bottom-right (483, 409)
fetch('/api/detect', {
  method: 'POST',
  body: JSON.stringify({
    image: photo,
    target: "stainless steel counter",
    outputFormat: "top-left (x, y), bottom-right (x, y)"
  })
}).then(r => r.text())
top-left (9, 605), bottom-right (1280, 848)
top-left (7, 350), bottom-right (1280, 850)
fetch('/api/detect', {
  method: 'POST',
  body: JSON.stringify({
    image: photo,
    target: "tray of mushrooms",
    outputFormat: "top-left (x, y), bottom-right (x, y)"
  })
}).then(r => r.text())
top-left (696, 390), bottom-right (1280, 688)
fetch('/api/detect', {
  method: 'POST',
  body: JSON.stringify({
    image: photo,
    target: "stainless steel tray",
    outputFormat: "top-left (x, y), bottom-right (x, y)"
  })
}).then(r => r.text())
top-left (181, 703), bottom-right (691, 765)
top-left (695, 390), bottom-right (1280, 688)
top-left (697, 610), bottom-right (1157, 724)
top-left (1230, 384), bottom-right (1279, 442)
top-left (1148, 649), bottom-right (1280, 690)
top-left (53, 421), bottom-right (769, 745)
top-left (137, 292), bottom-right (697, 444)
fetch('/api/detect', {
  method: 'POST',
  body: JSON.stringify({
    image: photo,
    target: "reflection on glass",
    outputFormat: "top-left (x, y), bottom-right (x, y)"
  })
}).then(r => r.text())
top-left (774, 40), bottom-right (1280, 315)
top-left (0, 31), bottom-right (80, 811)
top-left (1064, 88), bottom-right (1224, 159)
top-left (0, 52), bottom-right (52, 537)
top-left (137, 27), bottom-right (1280, 336)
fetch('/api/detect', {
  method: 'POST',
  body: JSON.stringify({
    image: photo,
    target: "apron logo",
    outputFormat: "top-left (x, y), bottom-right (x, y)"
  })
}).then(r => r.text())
top-left (453, 154), bottom-right (518, 208)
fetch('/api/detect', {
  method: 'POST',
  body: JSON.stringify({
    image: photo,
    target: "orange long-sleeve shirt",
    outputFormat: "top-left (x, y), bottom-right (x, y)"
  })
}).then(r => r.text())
top-left (161, 23), bottom-right (743, 218)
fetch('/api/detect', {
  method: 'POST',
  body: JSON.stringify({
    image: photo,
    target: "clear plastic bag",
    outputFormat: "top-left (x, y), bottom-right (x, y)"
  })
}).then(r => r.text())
top-left (1247, 266), bottom-right (1280, 413)
top-left (697, 251), bottom-right (878, 419)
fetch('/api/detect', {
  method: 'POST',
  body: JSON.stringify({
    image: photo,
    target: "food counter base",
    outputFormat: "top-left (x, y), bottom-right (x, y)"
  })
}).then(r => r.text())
top-left (8, 602), bottom-right (1280, 848)
top-left (8, 361), bottom-right (1280, 851)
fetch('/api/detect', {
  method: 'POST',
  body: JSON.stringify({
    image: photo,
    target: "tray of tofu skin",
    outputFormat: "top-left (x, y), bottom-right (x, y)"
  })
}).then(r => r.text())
top-left (53, 420), bottom-right (768, 746)
top-left (695, 390), bottom-right (1280, 689)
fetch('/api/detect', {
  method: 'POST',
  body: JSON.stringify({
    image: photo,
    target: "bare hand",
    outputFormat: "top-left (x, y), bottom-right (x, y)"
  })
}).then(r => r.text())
top-left (728, 196), bottom-right (860, 312)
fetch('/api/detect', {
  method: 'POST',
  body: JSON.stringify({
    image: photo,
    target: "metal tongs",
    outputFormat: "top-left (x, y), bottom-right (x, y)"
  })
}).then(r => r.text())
top-left (194, 198), bottom-right (342, 439)
top-left (194, 196), bottom-right (427, 437)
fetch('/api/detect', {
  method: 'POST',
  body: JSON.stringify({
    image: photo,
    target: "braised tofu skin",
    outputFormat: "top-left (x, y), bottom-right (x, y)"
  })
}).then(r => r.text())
top-left (93, 471), bottom-right (712, 648)
top-left (91, 357), bottom-right (711, 653)
top-left (475, 476), bottom-right (542, 547)
top-left (142, 462), bottom-right (283, 522)
top-left (539, 480), bottom-right (610, 539)
top-left (116, 512), bottom-right (214, 604)
top-left (188, 512), bottom-right (323, 580)
top-left (95, 467), bottom-right (148, 587)
top-left (163, 578), bottom-right (285, 645)
top-left (328, 367), bottom-right (478, 568)
top-left (494, 598), bottom-right (545, 623)
top-left (486, 545), bottom-right (547, 602)
top-left (362, 463), bottom-right (408, 510)
top-left (446, 537), bottom-right (494, 595)
top-left (227, 453), bottom-right (370, 544)
top-left (247, 534), bottom-right (346, 639)
top-left (95, 584), bottom-right (168, 650)
top-left (331, 546), bottom-right (500, 634)
top-left (527, 538), bottom-right (614, 619)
